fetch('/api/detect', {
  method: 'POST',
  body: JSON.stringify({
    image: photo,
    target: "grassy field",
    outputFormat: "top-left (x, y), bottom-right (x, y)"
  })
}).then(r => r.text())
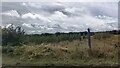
top-left (2, 35), bottom-right (120, 66)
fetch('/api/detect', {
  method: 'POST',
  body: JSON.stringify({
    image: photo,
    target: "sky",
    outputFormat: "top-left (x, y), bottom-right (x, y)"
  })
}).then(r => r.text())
top-left (1, 2), bottom-right (119, 34)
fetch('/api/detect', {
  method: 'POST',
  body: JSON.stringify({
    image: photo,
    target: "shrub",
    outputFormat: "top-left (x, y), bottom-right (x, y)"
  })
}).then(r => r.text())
top-left (2, 24), bottom-right (25, 46)
top-left (2, 46), bottom-right (14, 53)
top-left (13, 46), bottom-right (25, 55)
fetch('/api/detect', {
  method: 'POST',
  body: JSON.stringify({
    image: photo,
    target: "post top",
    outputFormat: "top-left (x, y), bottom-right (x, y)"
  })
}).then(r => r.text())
top-left (87, 28), bottom-right (90, 31)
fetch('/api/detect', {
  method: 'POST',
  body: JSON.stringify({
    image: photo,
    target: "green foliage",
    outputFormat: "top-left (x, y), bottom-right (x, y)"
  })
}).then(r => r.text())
top-left (24, 33), bottom-right (81, 45)
top-left (13, 46), bottom-right (25, 55)
top-left (94, 33), bottom-right (112, 40)
top-left (2, 24), bottom-right (25, 46)
top-left (2, 24), bottom-right (81, 46)
top-left (2, 46), bottom-right (14, 53)
top-left (11, 45), bottom-right (56, 60)
top-left (2, 34), bottom-right (119, 66)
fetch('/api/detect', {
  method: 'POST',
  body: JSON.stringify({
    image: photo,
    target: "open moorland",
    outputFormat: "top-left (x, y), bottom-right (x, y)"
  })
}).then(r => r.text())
top-left (2, 25), bottom-right (120, 66)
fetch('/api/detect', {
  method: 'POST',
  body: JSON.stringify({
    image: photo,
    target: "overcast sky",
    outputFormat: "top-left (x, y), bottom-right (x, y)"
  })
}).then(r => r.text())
top-left (1, 2), bottom-right (119, 34)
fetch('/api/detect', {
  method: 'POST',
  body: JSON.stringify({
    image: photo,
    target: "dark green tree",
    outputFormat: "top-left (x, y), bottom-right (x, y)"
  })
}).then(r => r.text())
top-left (2, 24), bottom-right (25, 46)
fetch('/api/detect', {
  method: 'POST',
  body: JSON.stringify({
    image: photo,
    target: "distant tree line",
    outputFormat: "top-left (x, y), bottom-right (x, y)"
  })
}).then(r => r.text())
top-left (1, 24), bottom-right (120, 46)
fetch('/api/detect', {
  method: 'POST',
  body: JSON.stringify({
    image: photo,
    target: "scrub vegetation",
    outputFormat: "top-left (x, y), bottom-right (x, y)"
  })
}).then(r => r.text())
top-left (1, 24), bottom-right (120, 66)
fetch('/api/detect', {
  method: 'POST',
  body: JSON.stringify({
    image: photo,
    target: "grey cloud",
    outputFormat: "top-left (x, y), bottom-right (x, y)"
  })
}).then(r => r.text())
top-left (1, 2), bottom-right (118, 34)
top-left (2, 2), bottom-right (30, 15)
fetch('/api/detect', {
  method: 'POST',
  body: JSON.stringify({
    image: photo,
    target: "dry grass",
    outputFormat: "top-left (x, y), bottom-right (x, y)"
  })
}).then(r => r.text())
top-left (2, 35), bottom-right (119, 66)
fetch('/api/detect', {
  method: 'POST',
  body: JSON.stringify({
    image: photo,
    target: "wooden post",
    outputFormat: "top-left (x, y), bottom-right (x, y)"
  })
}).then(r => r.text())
top-left (88, 28), bottom-right (91, 48)
top-left (87, 28), bottom-right (93, 58)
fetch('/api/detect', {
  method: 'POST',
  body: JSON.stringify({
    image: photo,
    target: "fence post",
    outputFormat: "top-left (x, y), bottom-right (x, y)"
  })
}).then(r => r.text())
top-left (88, 28), bottom-right (91, 48)
top-left (87, 28), bottom-right (93, 58)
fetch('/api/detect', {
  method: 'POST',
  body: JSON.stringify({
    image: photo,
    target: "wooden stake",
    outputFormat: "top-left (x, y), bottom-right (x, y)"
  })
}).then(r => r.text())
top-left (87, 28), bottom-right (93, 58)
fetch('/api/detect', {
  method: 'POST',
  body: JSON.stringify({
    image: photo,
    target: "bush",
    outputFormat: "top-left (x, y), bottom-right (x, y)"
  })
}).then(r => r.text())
top-left (2, 46), bottom-right (14, 53)
top-left (2, 24), bottom-right (25, 46)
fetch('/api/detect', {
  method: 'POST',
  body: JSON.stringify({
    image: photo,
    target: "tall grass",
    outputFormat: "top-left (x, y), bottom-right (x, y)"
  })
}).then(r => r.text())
top-left (23, 33), bottom-right (81, 45)
top-left (94, 33), bottom-right (112, 40)
top-left (3, 36), bottom-right (118, 61)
